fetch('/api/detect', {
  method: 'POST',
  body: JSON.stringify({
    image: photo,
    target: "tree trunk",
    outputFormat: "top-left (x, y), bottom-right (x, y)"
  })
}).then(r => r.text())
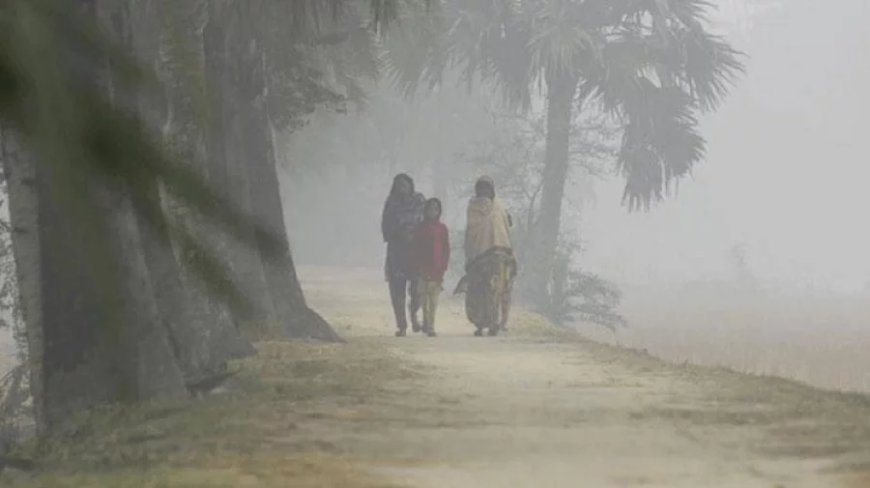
top-left (80, 0), bottom-right (188, 409)
top-left (1, 0), bottom-right (189, 431)
top-left (234, 23), bottom-right (339, 342)
top-left (204, 9), bottom-right (278, 335)
top-left (4, 131), bottom-right (188, 430)
top-left (248, 107), bottom-right (340, 341)
top-left (0, 131), bottom-right (45, 434)
top-left (206, 6), bottom-right (339, 341)
top-left (522, 73), bottom-right (578, 311)
top-left (133, 0), bottom-right (256, 381)
top-left (133, 172), bottom-right (256, 384)
top-left (96, 175), bottom-right (190, 405)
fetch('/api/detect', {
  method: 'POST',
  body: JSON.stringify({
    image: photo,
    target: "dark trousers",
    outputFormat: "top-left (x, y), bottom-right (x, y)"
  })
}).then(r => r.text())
top-left (388, 277), bottom-right (420, 332)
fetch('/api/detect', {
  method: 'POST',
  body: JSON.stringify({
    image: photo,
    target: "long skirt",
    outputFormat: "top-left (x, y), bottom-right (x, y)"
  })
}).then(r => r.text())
top-left (465, 248), bottom-right (516, 335)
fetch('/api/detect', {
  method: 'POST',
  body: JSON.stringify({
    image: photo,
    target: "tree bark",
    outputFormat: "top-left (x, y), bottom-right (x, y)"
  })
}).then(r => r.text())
top-left (204, 9), bottom-right (278, 335)
top-left (0, 131), bottom-right (45, 434)
top-left (206, 6), bottom-right (339, 341)
top-left (97, 175), bottom-right (190, 405)
top-left (133, 171), bottom-right (256, 384)
top-left (522, 73), bottom-right (578, 311)
top-left (133, 0), bottom-right (256, 380)
top-left (5, 130), bottom-right (188, 430)
top-left (3, 0), bottom-right (189, 431)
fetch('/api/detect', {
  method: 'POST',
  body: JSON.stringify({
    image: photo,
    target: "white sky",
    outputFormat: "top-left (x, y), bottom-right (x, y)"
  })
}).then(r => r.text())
top-left (581, 0), bottom-right (870, 291)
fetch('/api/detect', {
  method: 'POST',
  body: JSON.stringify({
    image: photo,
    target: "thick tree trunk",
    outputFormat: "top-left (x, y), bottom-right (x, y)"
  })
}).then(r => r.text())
top-left (0, 131), bottom-right (45, 434)
top-left (1, 0), bottom-right (188, 431)
top-left (133, 0), bottom-right (256, 380)
top-left (97, 0), bottom-right (189, 409)
top-left (96, 176), bottom-right (190, 405)
top-left (247, 107), bottom-right (340, 341)
top-left (204, 11), bottom-right (279, 335)
top-left (133, 173), bottom-right (255, 384)
top-left (522, 73), bottom-right (578, 311)
top-left (5, 134), bottom-right (187, 430)
top-left (35, 153), bottom-right (129, 428)
top-left (209, 6), bottom-right (340, 341)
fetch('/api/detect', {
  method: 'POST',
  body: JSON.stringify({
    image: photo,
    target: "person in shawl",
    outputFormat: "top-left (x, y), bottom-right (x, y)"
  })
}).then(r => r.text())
top-left (381, 173), bottom-right (426, 336)
top-left (457, 176), bottom-right (517, 336)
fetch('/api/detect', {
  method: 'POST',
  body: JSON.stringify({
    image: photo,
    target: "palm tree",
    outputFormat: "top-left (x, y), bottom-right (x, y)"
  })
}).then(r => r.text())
top-left (388, 0), bottom-right (744, 310)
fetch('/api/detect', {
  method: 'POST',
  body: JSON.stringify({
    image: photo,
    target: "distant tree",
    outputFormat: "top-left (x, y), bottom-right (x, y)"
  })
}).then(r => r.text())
top-left (388, 0), bottom-right (744, 311)
top-left (727, 243), bottom-right (755, 287)
top-left (458, 106), bottom-right (622, 326)
top-left (549, 245), bottom-right (626, 331)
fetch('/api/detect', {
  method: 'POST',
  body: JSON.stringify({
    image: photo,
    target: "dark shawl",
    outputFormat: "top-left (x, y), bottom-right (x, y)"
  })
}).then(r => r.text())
top-left (381, 174), bottom-right (425, 280)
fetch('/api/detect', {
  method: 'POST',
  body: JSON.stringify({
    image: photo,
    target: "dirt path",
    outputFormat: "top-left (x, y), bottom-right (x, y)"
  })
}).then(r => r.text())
top-left (300, 267), bottom-right (870, 488)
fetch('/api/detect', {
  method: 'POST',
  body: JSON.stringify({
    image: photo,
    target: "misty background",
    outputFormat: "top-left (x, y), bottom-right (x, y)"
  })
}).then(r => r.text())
top-left (282, 0), bottom-right (870, 292)
top-left (586, 0), bottom-right (870, 292)
top-left (3, 0), bottom-right (869, 390)
top-left (274, 0), bottom-right (870, 391)
top-left (10, 3), bottom-right (870, 482)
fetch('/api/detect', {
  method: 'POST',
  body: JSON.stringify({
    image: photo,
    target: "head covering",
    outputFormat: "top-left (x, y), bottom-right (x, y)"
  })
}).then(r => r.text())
top-left (382, 174), bottom-right (425, 280)
top-left (389, 173), bottom-right (415, 198)
top-left (382, 173), bottom-right (424, 240)
top-left (475, 175), bottom-right (495, 200)
top-left (465, 184), bottom-right (512, 266)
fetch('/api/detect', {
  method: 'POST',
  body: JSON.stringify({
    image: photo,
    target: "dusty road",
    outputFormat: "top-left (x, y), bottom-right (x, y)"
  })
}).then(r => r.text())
top-left (300, 267), bottom-right (870, 488)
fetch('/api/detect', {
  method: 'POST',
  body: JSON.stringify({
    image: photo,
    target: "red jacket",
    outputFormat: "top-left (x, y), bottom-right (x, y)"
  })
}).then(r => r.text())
top-left (414, 220), bottom-right (450, 282)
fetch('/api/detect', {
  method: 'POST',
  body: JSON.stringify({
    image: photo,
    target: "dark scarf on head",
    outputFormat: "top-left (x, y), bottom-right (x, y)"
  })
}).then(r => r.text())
top-left (388, 173), bottom-right (415, 200)
top-left (475, 175), bottom-right (495, 200)
top-left (383, 173), bottom-right (424, 243)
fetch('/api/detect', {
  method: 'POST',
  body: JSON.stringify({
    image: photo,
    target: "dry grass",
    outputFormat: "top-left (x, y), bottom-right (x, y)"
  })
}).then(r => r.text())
top-left (4, 453), bottom-right (396, 488)
top-left (506, 308), bottom-right (583, 342)
top-left (577, 332), bottom-right (870, 477)
top-left (847, 473), bottom-right (870, 488)
top-left (0, 340), bottom-right (411, 488)
top-left (8, 268), bottom-right (870, 486)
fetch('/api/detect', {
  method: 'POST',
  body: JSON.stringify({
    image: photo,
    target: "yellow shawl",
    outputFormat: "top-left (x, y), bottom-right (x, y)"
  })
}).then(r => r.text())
top-left (464, 196), bottom-right (512, 266)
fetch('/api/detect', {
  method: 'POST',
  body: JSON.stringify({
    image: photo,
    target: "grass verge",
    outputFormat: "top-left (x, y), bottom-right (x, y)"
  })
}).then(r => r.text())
top-left (1, 340), bottom-right (411, 488)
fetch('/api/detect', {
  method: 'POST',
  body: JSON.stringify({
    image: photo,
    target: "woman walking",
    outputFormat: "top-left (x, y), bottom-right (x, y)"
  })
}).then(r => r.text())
top-left (462, 176), bottom-right (516, 336)
top-left (381, 173), bottom-right (425, 336)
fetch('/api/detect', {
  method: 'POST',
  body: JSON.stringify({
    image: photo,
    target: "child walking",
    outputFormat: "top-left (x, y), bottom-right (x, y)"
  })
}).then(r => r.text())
top-left (414, 198), bottom-right (450, 337)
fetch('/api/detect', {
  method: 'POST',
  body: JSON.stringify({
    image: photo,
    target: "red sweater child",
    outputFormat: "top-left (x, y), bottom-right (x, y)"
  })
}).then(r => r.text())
top-left (414, 219), bottom-right (450, 282)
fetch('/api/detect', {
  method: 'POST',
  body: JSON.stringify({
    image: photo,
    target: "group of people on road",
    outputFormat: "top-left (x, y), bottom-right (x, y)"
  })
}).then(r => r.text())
top-left (381, 173), bottom-right (517, 337)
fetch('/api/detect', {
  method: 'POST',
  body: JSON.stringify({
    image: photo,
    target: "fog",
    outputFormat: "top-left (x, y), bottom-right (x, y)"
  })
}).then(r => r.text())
top-left (9, 3), bottom-right (870, 482)
top-left (584, 0), bottom-right (870, 292)
top-left (276, 0), bottom-right (870, 392)
top-left (283, 0), bottom-right (870, 292)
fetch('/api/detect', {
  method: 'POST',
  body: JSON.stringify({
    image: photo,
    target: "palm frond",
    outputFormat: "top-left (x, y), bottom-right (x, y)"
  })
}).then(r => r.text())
top-left (527, 0), bottom-right (601, 81)
top-left (369, 0), bottom-right (434, 33)
top-left (666, 0), bottom-right (717, 27)
top-left (616, 83), bottom-right (705, 210)
top-left (253, 1), bottom-right (385, 128)
top-left (381, 5), bottom-right (448, 98)
top-left (370, 0), bottom-right (402, 32)
top-left (580, 0), bottom-right (743, 208)
top-left (678, 27), bottom-right (744, 111)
